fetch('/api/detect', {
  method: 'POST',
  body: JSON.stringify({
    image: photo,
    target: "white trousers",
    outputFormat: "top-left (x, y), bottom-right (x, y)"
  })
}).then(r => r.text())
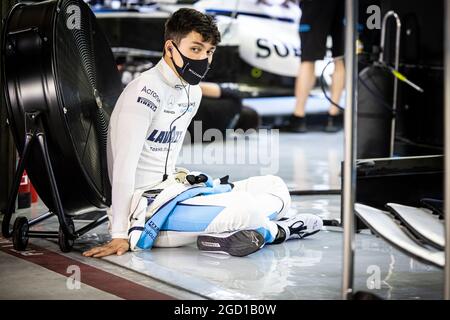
top-left (153, 175), bottom-right (291, 247)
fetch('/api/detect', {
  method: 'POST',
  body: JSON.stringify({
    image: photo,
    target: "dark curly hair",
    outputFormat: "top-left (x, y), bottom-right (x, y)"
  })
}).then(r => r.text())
top-left (164, 8), bottom-right (221, 46)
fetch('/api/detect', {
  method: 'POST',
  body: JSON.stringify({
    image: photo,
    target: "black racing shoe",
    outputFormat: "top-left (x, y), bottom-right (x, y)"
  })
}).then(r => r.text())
top-left (324, 113), bottom-right (343, 133)
top-left (197, 230), bottom-right (265, 257)
top-left (284, 115), bottom-right (307, 133)
top-left (276, 214), bottom-right (323, 240)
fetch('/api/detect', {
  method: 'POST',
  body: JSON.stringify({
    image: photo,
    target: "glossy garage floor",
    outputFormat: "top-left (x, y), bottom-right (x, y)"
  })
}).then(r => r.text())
top-left (0, 130), bottom-right (444, 300)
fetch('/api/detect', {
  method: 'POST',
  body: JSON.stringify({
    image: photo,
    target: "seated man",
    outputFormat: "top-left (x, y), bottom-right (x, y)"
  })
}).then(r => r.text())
top-left (83, 8), bottom-right (322, 258)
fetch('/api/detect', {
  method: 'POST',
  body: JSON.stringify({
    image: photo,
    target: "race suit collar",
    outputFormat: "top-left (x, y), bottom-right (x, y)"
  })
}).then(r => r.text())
top-left (157, 58), bottom-right (187, 88)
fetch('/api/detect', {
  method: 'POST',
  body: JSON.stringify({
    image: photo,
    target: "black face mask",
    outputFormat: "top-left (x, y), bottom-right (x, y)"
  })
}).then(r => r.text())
top-left (170, 41), bottom-right (210, 85)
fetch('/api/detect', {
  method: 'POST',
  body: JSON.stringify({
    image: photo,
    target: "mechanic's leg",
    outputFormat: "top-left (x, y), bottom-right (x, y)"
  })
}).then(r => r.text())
top-left (324, 58), bottom-right (345, 132)
top-left (293, 61), bottom-right (316, 118)
top-left (284, 61), bottom-right (316, 133)
top-left (329, 59), bottom-right (345, 116)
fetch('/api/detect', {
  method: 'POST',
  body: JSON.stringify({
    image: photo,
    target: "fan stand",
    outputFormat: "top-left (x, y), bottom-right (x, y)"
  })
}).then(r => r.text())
top-left (1, 111), bottom-right (108, 252)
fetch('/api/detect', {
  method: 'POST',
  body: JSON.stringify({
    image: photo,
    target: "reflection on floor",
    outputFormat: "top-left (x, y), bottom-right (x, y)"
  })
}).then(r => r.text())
top-left (0, 132), bottom-right (444, 299)
top-left (179, 132), bottom-right (343, 191)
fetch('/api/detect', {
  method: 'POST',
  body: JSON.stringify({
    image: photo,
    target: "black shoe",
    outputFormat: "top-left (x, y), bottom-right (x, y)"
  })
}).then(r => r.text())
top-left (285, 115), bottom-right (307, 133)
top-left (324, 113), bottom-right (343, 133)
top-left (197, 230), bottom-right (265, 257)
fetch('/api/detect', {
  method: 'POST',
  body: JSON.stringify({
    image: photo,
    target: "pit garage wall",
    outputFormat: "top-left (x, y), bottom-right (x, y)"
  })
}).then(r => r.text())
top-left (0, 0), bottom-right (18, 212)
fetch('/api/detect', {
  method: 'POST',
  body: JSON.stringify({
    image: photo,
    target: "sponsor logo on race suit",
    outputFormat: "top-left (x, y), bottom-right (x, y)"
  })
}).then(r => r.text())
top-left (177, 102), bottom-right (196, 113)
top-left (140, 86), bottom-right (161, 103)
top-left (164, 95), bottom-right (176, 114)
top-left (147, 126), bottom-right (183, 144)
top-left (136, 96), bottom-right (158, 111)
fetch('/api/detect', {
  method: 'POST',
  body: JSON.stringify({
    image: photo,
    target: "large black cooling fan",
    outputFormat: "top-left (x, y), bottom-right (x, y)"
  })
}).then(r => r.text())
top-left (2, 0), bottom-right (123, 251)
top-left (2, 0), bottom-right (122, 214)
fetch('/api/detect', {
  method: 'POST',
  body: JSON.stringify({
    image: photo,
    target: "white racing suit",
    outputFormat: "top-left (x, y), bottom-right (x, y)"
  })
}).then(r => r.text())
top-left (127, 172), bottom-right (291, 251)
top-left (107, 57), bottom-right (291, 251)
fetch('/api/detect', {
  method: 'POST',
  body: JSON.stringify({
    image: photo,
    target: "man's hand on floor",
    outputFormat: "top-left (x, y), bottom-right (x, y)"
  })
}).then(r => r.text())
top-left (82, 238), bottom-right (130, 258)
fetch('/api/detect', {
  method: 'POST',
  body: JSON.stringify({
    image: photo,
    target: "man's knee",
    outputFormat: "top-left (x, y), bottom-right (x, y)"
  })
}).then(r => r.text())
top-left (204, 192), bottom-right (265, 232)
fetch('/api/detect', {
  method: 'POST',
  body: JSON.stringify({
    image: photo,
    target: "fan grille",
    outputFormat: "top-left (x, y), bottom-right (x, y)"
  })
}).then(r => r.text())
top-left (55, 0), bottom-right (122, 202)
